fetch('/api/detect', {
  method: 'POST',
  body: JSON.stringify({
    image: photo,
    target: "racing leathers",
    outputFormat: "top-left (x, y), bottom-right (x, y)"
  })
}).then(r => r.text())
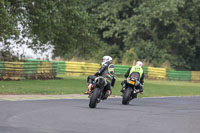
top-left (86, 62), bottom-right (115, 94)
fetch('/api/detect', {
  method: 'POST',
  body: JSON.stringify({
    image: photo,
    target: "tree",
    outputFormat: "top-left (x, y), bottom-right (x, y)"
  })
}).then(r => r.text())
top-left (88, 0), bottom-right (200, 70)
top-left (1, 0), bottom-right (200, 70)
top-left (0, 0), bottom-right (19, 45)
top-left (0, 0), bottom-right (100, 60)
top-left (23, 0), bottom-right (100, 59)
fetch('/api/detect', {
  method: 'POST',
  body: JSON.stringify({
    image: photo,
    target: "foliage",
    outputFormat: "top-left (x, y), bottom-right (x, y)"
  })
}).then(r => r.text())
top-left (121, 48), bottom-right (138, 65)
top-left (0, 0), bottom-right (100, 60)
top-left (88, 0), bottom-right (200, 70)
top-left (0, 0), bottom-right (200, 70)
top-left (0, 0), bottom-right (19, 44)
top-left (0, 49), bottom-right (19, 61)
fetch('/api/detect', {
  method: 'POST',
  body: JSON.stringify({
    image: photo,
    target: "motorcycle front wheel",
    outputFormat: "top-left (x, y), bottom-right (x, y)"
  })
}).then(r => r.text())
top-left (89, 88), bottom-right (101, 108)
top-left (122, 87), bottom-right (132, 105)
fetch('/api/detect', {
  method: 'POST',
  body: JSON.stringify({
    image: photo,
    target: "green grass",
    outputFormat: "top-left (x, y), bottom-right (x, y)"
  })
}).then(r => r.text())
top-left (140, 80), bottom-right (200, 97)
top-left (0, 75), bottom-right (200, 97)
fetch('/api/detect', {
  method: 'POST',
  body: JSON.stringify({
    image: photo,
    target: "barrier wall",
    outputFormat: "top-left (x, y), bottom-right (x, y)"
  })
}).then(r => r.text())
top-left (114, 65), bottom-right (199, 81)
top-left (192, 71), bottom-right (200, 81)
top-left (3, 62), bottom-right (24, 80)
top-left (115, 65), bottom-right (130, 75)
top-left (167, 70), bottom-right (192, 81)
top-left (57, 61), bottom-right (66, 74)
top-left (0, 62), bottom-right (5, 78)
top-left (148, 67), bottom-right (166, 79)
top-left (0, 61), bottom-right (57, 80)
top-left (65, 61), bottom-right (100, 76)
top-left (0, 60), bottom-right (200, 81)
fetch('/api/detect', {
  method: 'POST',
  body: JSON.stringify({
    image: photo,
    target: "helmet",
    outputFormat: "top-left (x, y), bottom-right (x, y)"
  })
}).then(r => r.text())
top-left (136, 61), bottom-right (143, 67)
top-left (102, 56), bottom-right (112, 66)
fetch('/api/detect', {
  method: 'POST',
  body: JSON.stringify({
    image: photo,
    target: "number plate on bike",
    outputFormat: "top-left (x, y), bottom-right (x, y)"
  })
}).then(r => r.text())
top-left (129, 80), bottom-right (135, 85)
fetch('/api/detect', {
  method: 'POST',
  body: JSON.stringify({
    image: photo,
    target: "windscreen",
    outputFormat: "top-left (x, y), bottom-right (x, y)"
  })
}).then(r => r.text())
top-left (130, 72), bottom-right (140, 80)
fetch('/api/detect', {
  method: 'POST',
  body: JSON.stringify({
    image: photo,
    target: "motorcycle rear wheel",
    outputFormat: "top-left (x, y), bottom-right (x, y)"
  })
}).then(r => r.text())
top-left (122, 87), bottom-right (132, 105)
top-left (89, 88), bottom-right (101, 108)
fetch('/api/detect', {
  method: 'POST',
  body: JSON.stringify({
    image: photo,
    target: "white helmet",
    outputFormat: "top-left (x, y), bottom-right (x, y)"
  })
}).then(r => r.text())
top-left (102, 56), bottom-right (112, 66)
top-left (136, 61), bottom-right (143, 67)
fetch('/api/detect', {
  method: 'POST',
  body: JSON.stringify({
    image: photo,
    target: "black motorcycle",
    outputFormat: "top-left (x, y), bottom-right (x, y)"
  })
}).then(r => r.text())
top-left (122, 72), bottom-right (141, 105)
top-left (89, 76), bottom-right (109, 108)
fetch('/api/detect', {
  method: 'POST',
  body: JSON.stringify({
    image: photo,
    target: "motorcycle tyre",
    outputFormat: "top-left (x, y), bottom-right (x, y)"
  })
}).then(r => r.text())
top-left (122, 87), bottom-right (132, 105)
top-left (89, 88), bottom-right (101, 108)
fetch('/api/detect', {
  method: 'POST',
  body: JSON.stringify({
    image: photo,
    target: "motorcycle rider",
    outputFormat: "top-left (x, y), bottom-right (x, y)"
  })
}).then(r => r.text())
top-left (121, 61), bottom-right (144, 93)
top-left (85, 56), bottom-right (115, 98)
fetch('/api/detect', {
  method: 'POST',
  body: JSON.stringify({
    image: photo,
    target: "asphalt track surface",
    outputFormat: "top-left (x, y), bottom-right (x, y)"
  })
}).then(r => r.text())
top-left (0, 96), bottom-right (200, 133)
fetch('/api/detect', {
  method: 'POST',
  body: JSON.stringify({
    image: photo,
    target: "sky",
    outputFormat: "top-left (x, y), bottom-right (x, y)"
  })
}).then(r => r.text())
top-left (13, 44), bottom-right (53, 60)
top-left (0, 42), bottom-right (53, 60)
top-left (0, 22), bottom-right (53, 60)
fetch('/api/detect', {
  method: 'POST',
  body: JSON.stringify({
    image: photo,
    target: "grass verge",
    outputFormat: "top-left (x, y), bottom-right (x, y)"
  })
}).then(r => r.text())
top-left (0, 75), bottom-right (200, 97)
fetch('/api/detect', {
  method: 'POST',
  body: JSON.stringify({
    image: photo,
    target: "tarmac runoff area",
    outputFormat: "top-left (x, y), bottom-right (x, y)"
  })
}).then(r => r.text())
top-left (0, 94), bottom-right (89, 101)
top-left (0, 94), bottom-right (120, 101)
top-left (0, 95), bottom-right (200, 133)
top-left (0, 94), bottom-right (198, 101)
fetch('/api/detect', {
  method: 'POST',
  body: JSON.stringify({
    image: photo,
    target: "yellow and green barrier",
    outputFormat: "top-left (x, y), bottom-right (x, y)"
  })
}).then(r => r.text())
top-left (148, 67), bottom-right (166, 80)
top-left (192, 71), bottom-right (200, 81)
top-left (56, 61), bottom-right (66, 74)
top-left (22, 61), bottom-right (38, 79)
top-left (65, 61), bottom-right (100, 76)
top-left (114, 65), bottom-right (200, 81)
top-left (0, 61), bottom-right (57, 80)
top-left (115, 65), bottom-right (130, 76)
top-left (0, 62), bottom-right (5, 77)
top-left (1, 60), bottom-right (200, 81)
top-left (167, 70), bottom-right (192, 81)
top-left (2, 62), bottom-right (24, 80)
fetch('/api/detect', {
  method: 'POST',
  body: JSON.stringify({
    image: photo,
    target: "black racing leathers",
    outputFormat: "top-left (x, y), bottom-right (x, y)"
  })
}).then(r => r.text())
top-left (87, 62), bottom-right (115, 91)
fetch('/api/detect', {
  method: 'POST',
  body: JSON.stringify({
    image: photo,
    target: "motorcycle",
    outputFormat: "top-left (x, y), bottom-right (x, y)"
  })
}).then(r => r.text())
top-left (122, 72), bottom-right (141, 105)
top-left (89, 76), bottom-right (109, 108)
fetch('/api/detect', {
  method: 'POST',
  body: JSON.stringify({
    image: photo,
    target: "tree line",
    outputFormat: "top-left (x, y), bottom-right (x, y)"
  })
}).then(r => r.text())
top-left (0, 0), bottom-right (200, 70)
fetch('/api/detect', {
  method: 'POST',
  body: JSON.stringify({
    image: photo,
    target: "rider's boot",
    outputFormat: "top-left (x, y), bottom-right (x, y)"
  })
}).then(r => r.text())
top-left (139, 83), bottom-right (144, 93)
top-left (104, 90), bottom-right (111, 99)
top-left (120, 84), bottom-right (126, 93)
top-left (139, 88), bottom-right (143, 93)
top-left (85, 83), bottom-right (93, 94)
top-left (139, 84), bottom-right (143, 93)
